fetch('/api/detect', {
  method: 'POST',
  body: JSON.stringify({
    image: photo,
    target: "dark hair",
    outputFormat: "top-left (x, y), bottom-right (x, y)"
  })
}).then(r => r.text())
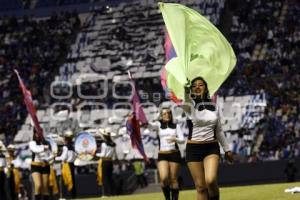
top-left (160, 107), bottom-right (173, 122)
top-left (33, 129), bottom-right (42, 144)
top-left (159, 107), bottom-right (176, 128)
top-left (103, 135), bottom-right (116, 147)
top-left (190, 76), bottom-right (210, 100)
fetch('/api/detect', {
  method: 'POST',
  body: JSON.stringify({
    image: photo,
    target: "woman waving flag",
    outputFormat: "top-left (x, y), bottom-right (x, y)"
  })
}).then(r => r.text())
top-left (159, 2), bottom-right (236, 100)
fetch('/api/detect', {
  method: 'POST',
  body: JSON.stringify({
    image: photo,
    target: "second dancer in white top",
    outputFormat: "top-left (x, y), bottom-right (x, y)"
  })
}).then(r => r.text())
top-left (148, 107), bottom-right (184, 200)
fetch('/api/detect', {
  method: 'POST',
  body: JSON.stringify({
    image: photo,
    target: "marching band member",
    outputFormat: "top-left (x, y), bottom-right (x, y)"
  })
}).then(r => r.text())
top-left (46, 138), bottom-right (59, 198)
top-left (55, 130), bottom-right (76, 199)
top-left (96, 127), bottom-right (117, 197)
top-left (0, 142), bottom-right (7, 199)
top-left (29, 129), bottom-right (53, 200)
top-left (6, 144), bottom-right (21, 200)
top-left (148, 107), bottom-right (185, 200)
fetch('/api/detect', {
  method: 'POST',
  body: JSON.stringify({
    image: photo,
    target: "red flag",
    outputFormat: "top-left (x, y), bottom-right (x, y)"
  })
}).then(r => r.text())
top-left (128, 71), bottom-right (147, 124)
top-left (126, 113), bottom-right (149, 163)
top-left (14, 70), bottom-right (44, 141)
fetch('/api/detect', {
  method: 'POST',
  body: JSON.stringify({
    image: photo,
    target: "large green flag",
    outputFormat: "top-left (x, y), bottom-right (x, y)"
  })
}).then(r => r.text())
top-left (159, 2), bottom-right (236, 99)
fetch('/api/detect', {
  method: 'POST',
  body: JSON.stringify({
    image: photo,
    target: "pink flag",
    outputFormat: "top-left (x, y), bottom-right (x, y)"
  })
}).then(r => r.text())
top-left (212, 93), bottom-right (217, 103)
top-left (126, 71), bottom-right (149, 163)
top-left (126, 113), bottom-right (149, 163)
top-left (128, 71), bottom-right (147, 124)
top-left (14, 70), bottom-right (44, 141)
top-left (161, 31), bottom-right (182, 104)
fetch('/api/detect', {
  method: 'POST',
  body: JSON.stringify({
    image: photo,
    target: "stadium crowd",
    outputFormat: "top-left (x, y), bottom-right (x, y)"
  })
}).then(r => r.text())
top-left (0, 1), bottom-right (299, 200)
top-left (0, 0), bottom-right (299, 165)
top-left (219, 0), bottom-right (300, 162)
top-left (0, 12), bottom-right (80, 144)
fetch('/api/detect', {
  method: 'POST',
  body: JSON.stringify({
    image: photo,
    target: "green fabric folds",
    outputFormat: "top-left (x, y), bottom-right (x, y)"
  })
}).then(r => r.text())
top-left (159, 2), bottom-right (236, 98)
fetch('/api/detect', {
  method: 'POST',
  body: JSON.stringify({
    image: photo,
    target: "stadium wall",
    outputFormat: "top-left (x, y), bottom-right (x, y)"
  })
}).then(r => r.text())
top-left (180, 158), bottom-right (300, 189)
top-left (23, 158), bottom-right (298, 199)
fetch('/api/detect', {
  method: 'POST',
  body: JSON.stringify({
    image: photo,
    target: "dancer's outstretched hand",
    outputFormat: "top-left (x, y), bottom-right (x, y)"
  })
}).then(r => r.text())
top-left (184, 78), bottom-right (191, 93)
top-left (225, 151), bottom-right (234, 164)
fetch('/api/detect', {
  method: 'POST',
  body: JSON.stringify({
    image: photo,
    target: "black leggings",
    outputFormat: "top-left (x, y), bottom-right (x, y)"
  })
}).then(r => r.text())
top-left (7, 171), bottom-right (16, 200)
top-left (0, 171), bottom-right (6, 200)
top-left (69, 163), bottom-right (76, 198)
top-left (102, 160), bottom-right (113, 196)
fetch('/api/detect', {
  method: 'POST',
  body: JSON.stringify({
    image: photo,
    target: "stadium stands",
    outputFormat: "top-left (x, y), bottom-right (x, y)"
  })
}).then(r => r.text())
top-left (0, 12), bottom-right (80, 143)
top-left (220, 0), bottom-right (300, 161)
top-left (0, 0), bottom-right (299, 162)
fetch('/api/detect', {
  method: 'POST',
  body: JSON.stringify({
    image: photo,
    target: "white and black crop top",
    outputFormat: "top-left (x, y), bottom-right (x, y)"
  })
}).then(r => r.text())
top-left (149, 121), bottom-right (185, 151)
top-left (183, 94), bottom-right (230, 152)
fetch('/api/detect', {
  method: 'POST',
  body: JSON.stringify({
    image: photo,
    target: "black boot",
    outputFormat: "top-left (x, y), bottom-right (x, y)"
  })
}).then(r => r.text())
top-left (43, 195), bottom-right (50, 200)
top-left (162, 186), bottom-right (170, 200)
top-left (34, 194), bottom-right (42, 200)
top-left (171, 188), bottom-right (179, 200)
top-left (209, 195), bottom-right (219, 200)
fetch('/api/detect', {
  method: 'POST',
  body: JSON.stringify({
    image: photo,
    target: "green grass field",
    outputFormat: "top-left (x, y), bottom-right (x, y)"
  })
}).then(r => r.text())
top-left (80, 182), bottom-right (300, 200)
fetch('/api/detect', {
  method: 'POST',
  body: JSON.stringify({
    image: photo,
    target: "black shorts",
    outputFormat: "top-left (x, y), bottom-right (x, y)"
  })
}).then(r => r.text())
top-left (31, 164), bottom-right (50, 174)
top-left (185, 142), bottom-right (220, 162)
top-left (158, 150), bottom-right (182, 163)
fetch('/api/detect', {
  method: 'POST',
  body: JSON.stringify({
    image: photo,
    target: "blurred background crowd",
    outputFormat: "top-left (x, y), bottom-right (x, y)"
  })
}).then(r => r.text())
top-left (0, 0), bottom-right (299, 167)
